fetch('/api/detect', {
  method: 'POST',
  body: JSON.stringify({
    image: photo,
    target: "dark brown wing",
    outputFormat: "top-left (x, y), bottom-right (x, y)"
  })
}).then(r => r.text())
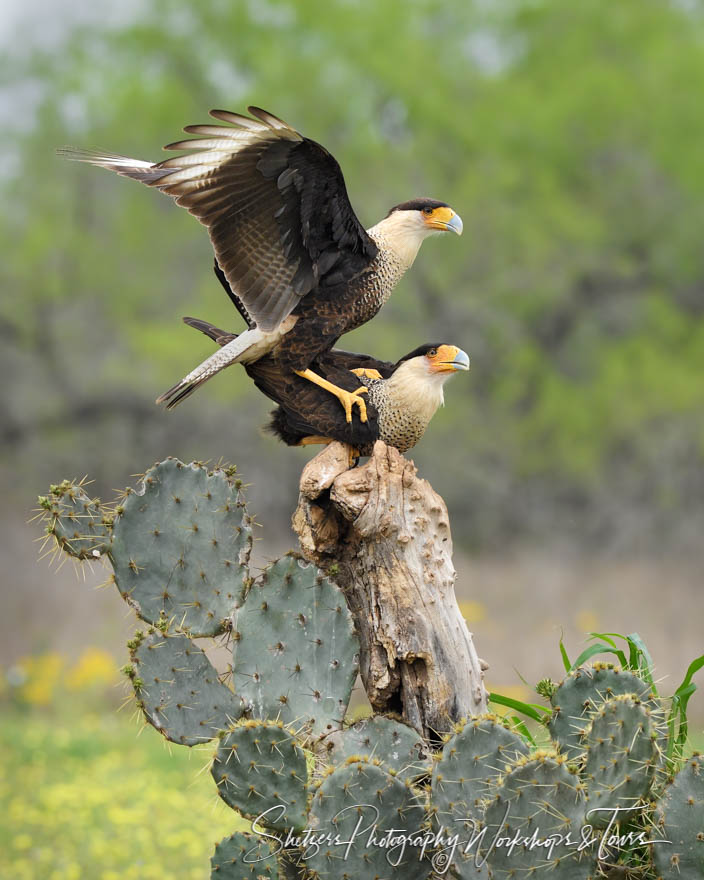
top-left (152, 107), bottom-right (378, 331)
top-left (213, 260), bottom-right (254, 329)
top-left (314, 348), bottom-right (396, 379)
top-left (181, 316), bottom-right (237, 345)
top-left (248, 355), bottom-right (380, 448)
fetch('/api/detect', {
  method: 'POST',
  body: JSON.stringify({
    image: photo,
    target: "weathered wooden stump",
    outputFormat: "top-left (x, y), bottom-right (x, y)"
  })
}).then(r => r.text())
top-left (292, 440), bottom-right (488, 740)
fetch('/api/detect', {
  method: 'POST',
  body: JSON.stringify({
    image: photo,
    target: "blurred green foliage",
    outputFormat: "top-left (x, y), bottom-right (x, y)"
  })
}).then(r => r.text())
top-left (0, 648), bottom-right (245, 877)
top-left (3, 0), bottom-right (704, 551)
top-left (0, 704), bottom-right (243, 879)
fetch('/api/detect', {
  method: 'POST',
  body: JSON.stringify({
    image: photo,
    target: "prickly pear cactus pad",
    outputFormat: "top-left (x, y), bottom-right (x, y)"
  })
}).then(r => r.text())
top-left (37, 479), bottom-right (112, 559)
top-left (231, 555), bottom-right (359, 736)
top-left (482, 750), bottom-right (597, 879)
top-left (110, 459), bottom-right (251, 637)
top-left (652, 752), bottom-right (704, 879)
top-left (548, 663), bottom-right (659, 760)
top-left (307, 757), bottom-right (431, 880)
top-left (581, 694), bottom-right (657, 825)
top-left (431, 715), bottom-right (530, 827)
top-left (319, 715), bottom-right (428, 781)
top-left (211, 720), bottom-right (309, 832)
top-left (210, 831), bottom-right (283, 879)
top-left (127, 629), bottom-right (243, 745)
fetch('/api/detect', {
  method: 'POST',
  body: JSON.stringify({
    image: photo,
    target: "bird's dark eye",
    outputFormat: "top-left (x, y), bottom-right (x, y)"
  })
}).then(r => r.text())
top-left (422, 206), bottom-right (434, 215)
top-left (428, 348), bottom-right (437, 357)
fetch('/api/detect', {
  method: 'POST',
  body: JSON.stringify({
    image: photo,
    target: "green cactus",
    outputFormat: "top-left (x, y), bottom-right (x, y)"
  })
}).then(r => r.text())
top-left (111, 459), bottom-right (252, 637)
top-left (581, 694), bottom-right (657, 826)
top-left (652, 752), bottom-right (704, 879)
top-left (210, 831), bottom-right (282, 878)
top-left (548, 662), bottom-right (660, 760)
top-left (40, 460), bottom-right (702, 880)
top-left (210, 833), bottom-right (303, 879)
top-left (211, 719), bottom-right (309, 832)
top-left (37, 478), bottom-right (112, 559)
top-left (430, 715), bottom-right (528, 880)
top-left (128, 629), bottom-right (243, 745)
top-left (482, 750), bottom-right (597, 879)
top-left (319, 715), bottom-right (428, 781)
top-left (276, 850), bottom-right (305, 880)
top-left (431, 714), bottom-right (530, 828)
top-left (306, 756), bottom-right (431, 880)
top-left (231, 555), bottom-right (358, 737)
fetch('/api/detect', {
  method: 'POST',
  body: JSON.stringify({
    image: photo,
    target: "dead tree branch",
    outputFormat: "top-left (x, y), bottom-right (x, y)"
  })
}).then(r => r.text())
top-left (292, 440), bottom-right (488, 740)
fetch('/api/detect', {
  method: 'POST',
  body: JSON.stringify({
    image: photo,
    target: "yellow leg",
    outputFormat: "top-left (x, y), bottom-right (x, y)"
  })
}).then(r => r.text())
top-left (298, 436), bottom-right (359, 467)
top-left (294, 369), bottom-right (369, 423)
top-left (350, 367), bottom-right (383, 380)
top-left (298, 435), bottom-right (334, 446)
top-left (346, 445), bottom-right (361, 467)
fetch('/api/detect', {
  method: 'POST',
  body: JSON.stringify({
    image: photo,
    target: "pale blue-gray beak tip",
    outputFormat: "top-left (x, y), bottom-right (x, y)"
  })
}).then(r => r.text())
top-left (447, 213), bottom-right (463, 235)
top-left (452, 349), bottom-right (470, 370)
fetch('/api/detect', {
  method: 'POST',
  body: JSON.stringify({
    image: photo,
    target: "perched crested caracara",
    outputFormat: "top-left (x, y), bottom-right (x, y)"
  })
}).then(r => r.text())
top-left (59, 107), bottom-right (462, 421)
top-left (184, 317), bottom-right (469, 456)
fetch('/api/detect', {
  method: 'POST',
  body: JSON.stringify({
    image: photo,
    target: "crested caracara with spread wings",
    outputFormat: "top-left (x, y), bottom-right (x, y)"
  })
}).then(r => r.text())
top-left (59, 106), bottom-right (462, 422)
top-left (184, 317), bottom-right (469, 456)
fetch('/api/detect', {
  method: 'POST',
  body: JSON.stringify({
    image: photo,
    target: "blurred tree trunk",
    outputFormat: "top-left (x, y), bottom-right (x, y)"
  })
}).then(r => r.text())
top-left (292, 441), bottom-right (488, 740)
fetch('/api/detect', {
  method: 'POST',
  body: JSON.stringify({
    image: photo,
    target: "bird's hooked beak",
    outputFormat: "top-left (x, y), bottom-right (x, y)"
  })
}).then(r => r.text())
top-left (429, 345), bottom-right (470, 373)
top-left (424, 206), bottom-right (463, 235)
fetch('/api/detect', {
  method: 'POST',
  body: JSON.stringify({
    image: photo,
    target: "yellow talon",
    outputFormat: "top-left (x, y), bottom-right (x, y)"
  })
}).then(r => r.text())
top-left (294, 368), bottom-right (369, 423)
top-left (340, 386), bottom-right (368, 423)
top-left (346, 444), bottom-right (361, 467)
top-left (351, 367), bottom-right (383, 380)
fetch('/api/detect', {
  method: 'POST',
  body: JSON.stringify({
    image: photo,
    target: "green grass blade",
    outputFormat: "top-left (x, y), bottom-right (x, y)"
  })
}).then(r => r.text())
top-left (572, 642), bottom-right (627, 669)
top-left (586, 631), bottom-right (624, 649)
top-left (587, 631), bottom-right (628, 643)
top-left (625, 632), bottom-right (656, 689)
top-left (673, 654), bottom-right (704, 700)
top-left (666, 653), bottom-right (703, 767)
top-left (559, 634), bottom-right (571, 673)
top-left (672, 655), bottom-right (704, 757)
top-left (510, 716), bottom-right (536, 746)
top-left (489, 692), bottom-right (550, 723)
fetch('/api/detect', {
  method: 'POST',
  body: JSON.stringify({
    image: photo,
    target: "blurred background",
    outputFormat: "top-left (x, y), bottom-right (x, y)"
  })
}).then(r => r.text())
top-left (1, 0), bottom-right (703, 875)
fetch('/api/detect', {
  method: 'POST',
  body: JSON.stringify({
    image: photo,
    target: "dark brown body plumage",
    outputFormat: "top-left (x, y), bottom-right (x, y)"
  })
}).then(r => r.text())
top-left (183, 315), bottom-right (387, 448)
top-left (184, 317), bottom-right (468, 454)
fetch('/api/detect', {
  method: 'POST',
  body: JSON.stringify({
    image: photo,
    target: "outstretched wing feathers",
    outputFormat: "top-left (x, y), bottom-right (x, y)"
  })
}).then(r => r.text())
top-left (56, 148), bottom-right (173, 184)
top-left (246, 106), bottom-right (297, 129)
top-left (60, 108), bottom-right (378, 333)
top-left (149, 108), bottom-right (377, 332)
top-left (209, 107), bottom-right (294, 130)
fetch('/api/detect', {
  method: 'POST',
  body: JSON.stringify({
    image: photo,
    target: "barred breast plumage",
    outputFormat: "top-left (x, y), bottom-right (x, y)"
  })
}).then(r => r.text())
top-left (359, 373), bottom-right (439, 454)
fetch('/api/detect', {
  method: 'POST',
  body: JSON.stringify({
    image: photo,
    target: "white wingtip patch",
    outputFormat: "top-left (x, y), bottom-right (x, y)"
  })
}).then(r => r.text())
top-left (57, 148), bottom-right (155, 169)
